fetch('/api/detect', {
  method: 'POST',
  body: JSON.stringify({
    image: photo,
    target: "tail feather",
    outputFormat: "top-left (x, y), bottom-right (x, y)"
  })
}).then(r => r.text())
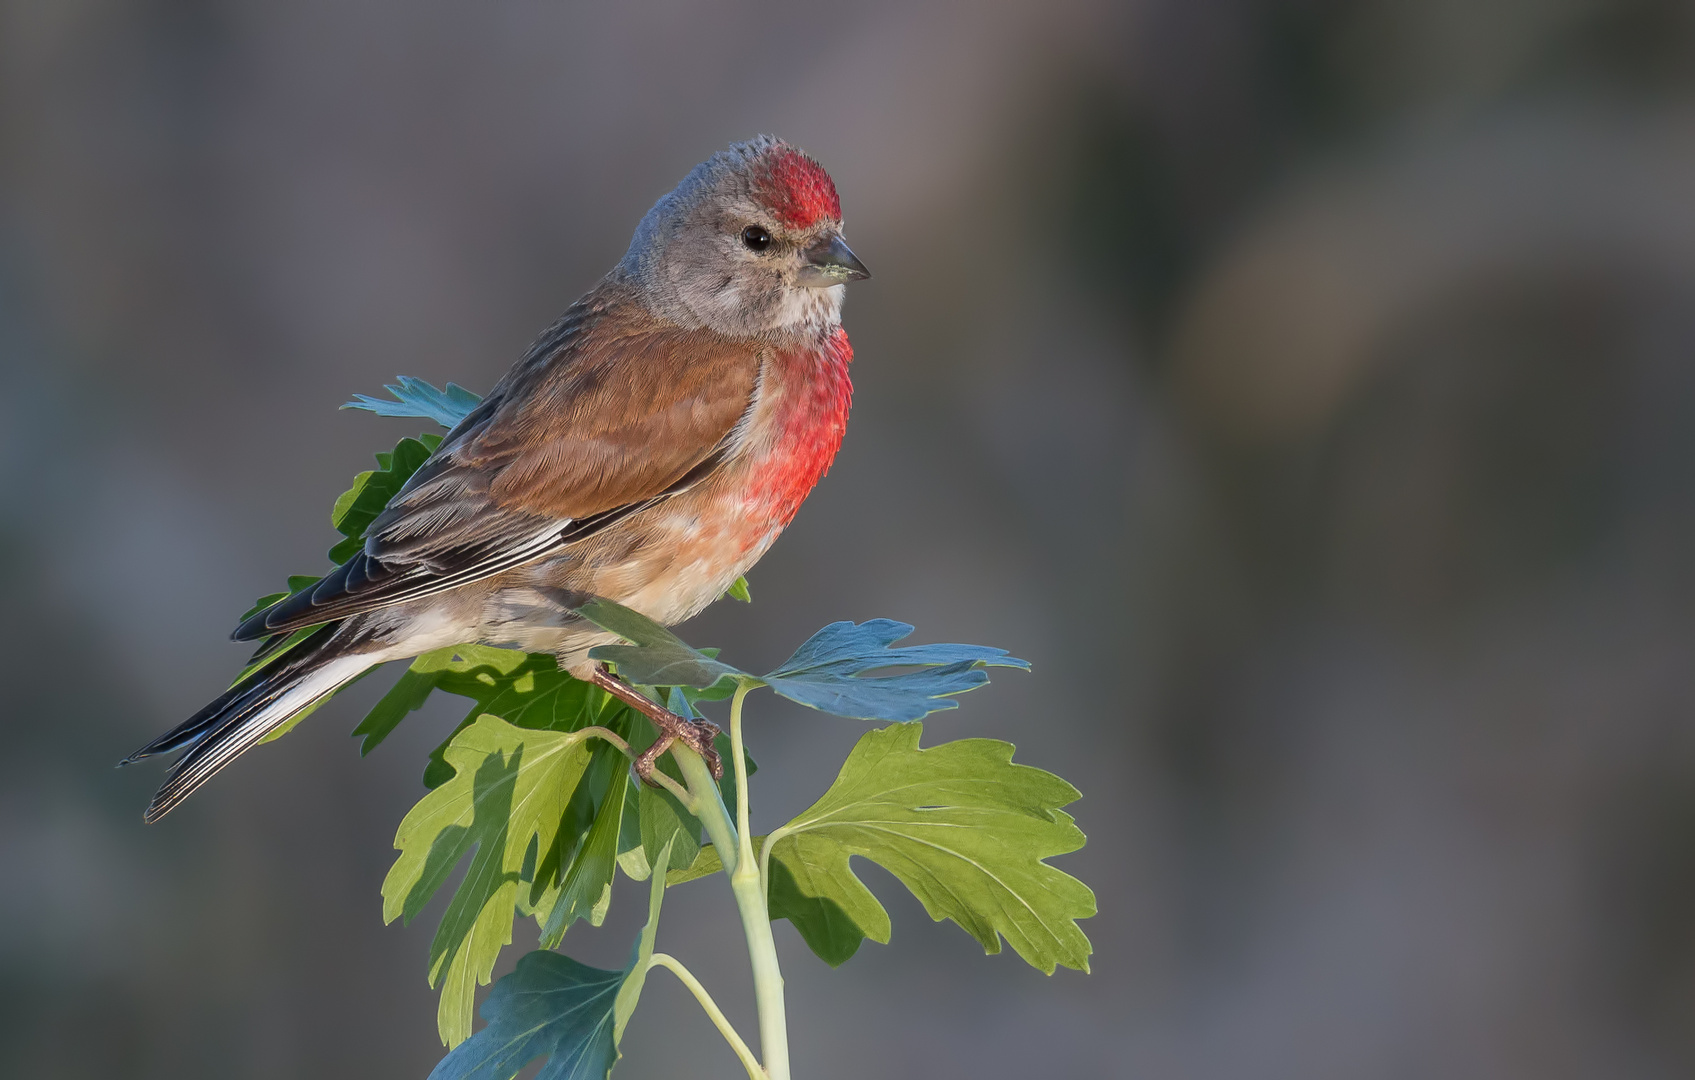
top-left (120, 681), bottom-right (250, 765)
top-left (125, 625), bottom-right (374, 823)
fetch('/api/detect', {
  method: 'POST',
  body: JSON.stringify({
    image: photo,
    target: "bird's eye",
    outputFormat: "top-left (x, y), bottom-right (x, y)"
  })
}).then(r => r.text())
top-left (741, 225), bottom-right (772, 252)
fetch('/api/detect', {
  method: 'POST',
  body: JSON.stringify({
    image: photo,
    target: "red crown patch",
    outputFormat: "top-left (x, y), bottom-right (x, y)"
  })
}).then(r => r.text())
top-left (755, 148), bottom-right (842, 230)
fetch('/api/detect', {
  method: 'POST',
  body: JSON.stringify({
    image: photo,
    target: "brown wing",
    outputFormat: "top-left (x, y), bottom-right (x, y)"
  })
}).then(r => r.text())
top-left (234, 284), bottom-right (761, 640)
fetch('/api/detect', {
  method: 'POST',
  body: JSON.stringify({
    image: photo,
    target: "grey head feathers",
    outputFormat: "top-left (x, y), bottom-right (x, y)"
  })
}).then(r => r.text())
top-left (618, 136), bottom-right (848, 338)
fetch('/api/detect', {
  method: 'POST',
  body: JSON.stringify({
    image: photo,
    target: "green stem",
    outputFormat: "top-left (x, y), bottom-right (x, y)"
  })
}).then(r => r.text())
top-left (726, 681), bottom-right (789, 1080)
top-left (729, 683), bottom-right (756, 868)
top-left (675, 746), bottom-right (736, 871)
top-left (648, 953), bottom-right (765, 1080)
top-left (579, 724), bottom-right (695, 809)
top-left (575, 725), bottom-right (632, 755)
top-left (673, 684), bottom-right (791, 1080)
top-left (758, 830), bottom-right (781, 896)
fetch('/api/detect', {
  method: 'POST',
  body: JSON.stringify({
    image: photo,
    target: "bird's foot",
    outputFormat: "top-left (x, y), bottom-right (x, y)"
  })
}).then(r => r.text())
top-left (633, 714), bottom-right (723, 786)
top-left (590, 665), bottom-right (724, 784)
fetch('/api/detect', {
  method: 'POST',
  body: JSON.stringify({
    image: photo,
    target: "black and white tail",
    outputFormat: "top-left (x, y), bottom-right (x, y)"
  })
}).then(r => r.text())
top-left (122, 624), bottom-right (374, 823)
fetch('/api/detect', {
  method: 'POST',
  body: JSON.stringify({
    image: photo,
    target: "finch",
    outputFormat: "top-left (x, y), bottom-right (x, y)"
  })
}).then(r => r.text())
top-left (125, 136), bottom-right (869, 822)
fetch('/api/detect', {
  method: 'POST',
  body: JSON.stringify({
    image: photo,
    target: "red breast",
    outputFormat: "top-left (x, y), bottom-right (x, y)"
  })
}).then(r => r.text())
top-left (738, 326), bottom-right (854, 544)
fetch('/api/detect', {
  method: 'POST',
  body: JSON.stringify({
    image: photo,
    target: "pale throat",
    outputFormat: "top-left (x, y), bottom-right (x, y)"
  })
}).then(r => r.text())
top-left (771, 282), bottom-right (845, 334)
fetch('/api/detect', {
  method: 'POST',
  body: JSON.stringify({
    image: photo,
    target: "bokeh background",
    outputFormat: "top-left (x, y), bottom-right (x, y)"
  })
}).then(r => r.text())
top-left (4, 1), bottom-right (1695, 1076)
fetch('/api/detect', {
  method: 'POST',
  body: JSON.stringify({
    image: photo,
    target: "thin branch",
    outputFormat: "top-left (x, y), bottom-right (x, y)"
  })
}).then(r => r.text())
top-left (575, 725), bottom-right (633, 756)
top-left (644, 767), bottom-right (696, 812)
top-left (730, 682), bottom-right (756, 875)
top-left (577, 725), bottom-right (694, 808)
top-left (758, 829), bottom-right (784, 897)
top-left (648, 953), bottom-right (765, 1080)
top-left (726, 680), bottom-right (790, 1080)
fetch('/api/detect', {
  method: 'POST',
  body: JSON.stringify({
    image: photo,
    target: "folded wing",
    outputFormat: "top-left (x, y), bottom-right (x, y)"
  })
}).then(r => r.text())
top-left (235, 290), bottom-right (761, 641)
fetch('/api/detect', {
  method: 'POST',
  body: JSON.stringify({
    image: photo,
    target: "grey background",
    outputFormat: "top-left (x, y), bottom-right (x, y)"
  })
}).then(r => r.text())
top-left (4, 1), bottom-right (1695, 1077)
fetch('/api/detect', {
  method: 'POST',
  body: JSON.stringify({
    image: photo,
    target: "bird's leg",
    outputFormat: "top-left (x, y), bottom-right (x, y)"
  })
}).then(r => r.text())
top-left (590, 665), bottom-right (723, 783)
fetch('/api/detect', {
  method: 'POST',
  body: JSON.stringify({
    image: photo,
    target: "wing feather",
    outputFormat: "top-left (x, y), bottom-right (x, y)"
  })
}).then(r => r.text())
top-left (233, 286), bottom-right (760, 641)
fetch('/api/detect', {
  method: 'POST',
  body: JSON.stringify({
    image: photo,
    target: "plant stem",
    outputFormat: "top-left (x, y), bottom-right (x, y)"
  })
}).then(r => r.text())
top-left (726, 681), bottom-right (790, 1080)
top-left (575, 725), bottom-right (632, 755)
top-left (673, 684), bottom-right (791, 1080)
top-left (579, 724), bottom-right (696, 809)
top-left (729, 683), bottom-right (756, 866)
top-left (648, 953), bottom-right (765, 1080)
top-left (676, 746), bottom-right (737, 871)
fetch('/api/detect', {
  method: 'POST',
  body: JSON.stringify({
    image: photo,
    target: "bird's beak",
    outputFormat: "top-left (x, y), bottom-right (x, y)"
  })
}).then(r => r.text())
top-left (795, 233), bottom-right (870, 287)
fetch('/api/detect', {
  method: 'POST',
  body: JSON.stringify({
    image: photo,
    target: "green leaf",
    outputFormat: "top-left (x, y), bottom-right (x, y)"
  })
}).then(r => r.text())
top-left (345, 376), bottom-right (483, 429)
top-left (615, 775), bottom-right (648, 881)
top-left (350, 653), bottom-right (457, 756)
top-left (662, 836), bottom-right (878, 966)
top-left (426, 950), bottom-right (622, 1080)
top-left (724, 575), bottom-right (751, 602)
top-left (327, 435), bottom-right (435, 562)
top-left (524, 736), bottom-right (627, 921)
top-left (639, 782), bottom-right (700, 875)
top-left (351, 645), bottom-right (600, 778)
top-left (765, 721), bottom-right (1094, 974)
top-left (665, 840), bottom-right (729, 886)
top-left (381, 715), bottom-right (607, 1046)
top-left (575, 598), bottom-right (743, 690)
top-left (766, 842), bottom-right (884, 966)
top-left (430, 839), bottom-right (671, 1080)
top-left (539, 765), bottom-right (628, 948)
top-left (613, 705), bottom-right (699, 885)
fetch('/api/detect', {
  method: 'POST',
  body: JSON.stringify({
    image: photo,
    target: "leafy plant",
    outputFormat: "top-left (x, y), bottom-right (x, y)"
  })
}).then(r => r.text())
top-left (239, 379), bottom-right (1095, 1079)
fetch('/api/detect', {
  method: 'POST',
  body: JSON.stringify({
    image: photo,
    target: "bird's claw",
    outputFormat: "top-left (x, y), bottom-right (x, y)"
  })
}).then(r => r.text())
top-left (634, 715), bottom-right (722, 786)
top-left (588, 664), bottom-right (723, 785)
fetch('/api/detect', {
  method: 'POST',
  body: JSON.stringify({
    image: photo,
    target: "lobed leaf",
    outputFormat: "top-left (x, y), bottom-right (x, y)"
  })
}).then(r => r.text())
top-left (352, 644), bottom-right (606, 790)
top-left (766, 840), bottom-right (888, 966)
top-left (327, 434), bottom-right (439, 563)
top-left (763, 722), bottom-right (1094, 974)
top-left (664, 836), bottom-right (881, 967)
top-left (576, 599), bottom-right (742, 690)
top-left (760, 619), bottom-right (1029, 721)
top-left (430, 839), bottom-right (672, 1080)
top-left (382, 715), bottom-right (608, 1046)
top-left (427, 950), bottom-right (622, 1080)
top-left (578, 598), bottom-right (1026, 722)
top-left (639, 781), bottom-right (700, 877)
top-left (539, 765), bottom-right (628, 948)
top-left (344, 375), bottom-right (483, 430)
top-left (576, 603), bottom-right (1023, 718)
top-left (354, 645), bottom-right (530, 755)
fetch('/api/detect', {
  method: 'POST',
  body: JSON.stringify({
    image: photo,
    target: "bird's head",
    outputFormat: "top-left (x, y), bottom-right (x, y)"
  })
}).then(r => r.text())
top-left (621, 136), bottom-right (869, 337)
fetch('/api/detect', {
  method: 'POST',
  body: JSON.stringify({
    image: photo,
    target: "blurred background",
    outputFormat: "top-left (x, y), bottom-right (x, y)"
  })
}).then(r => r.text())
top-left (4, 0), bottom-right (1695, 1076)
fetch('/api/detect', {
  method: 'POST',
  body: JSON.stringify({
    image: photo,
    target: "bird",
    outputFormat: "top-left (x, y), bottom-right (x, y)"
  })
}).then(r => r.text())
top-left (123, 135), bottom-right (869, 823)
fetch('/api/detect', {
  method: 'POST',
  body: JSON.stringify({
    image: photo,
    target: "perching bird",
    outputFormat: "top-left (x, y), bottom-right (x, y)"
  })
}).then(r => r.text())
top-left (124, 136), bottom-right (868, 822)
